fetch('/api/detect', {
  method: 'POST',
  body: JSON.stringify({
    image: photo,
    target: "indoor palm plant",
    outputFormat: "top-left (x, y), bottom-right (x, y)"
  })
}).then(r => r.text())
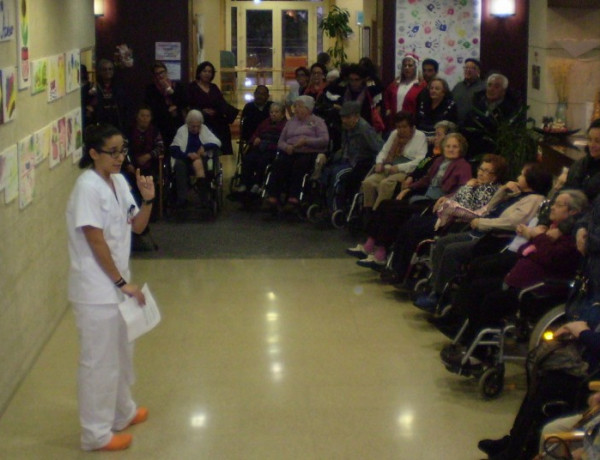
top-left (319, 6), bottom-right (353, 68)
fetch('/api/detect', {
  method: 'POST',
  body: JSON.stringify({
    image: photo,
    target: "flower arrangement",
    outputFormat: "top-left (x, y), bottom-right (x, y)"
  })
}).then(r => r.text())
top-left (548, 59), bottom-right (573, 103)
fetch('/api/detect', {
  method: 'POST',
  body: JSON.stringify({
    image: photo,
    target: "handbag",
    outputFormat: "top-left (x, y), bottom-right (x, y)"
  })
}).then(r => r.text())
top-left (221, 101), bottom-right (240, 124)
top-left (526, 336), bottom-right (589, 391)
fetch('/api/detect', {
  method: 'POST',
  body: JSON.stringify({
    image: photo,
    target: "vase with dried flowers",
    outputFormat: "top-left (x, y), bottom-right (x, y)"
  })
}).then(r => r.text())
top-left (549, 59), bottom-right (573, 126)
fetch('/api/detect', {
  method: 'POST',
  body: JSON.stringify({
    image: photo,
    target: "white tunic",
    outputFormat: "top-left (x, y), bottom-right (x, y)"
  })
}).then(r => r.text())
top-left (67, 170), bottom-right (138, 304)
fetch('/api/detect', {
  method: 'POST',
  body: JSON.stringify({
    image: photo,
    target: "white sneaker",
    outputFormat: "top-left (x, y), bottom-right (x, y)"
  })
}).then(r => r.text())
top-left (356, 254), bottom-right (386, 269)
top-left (346, 244), bottom-right (368, 258)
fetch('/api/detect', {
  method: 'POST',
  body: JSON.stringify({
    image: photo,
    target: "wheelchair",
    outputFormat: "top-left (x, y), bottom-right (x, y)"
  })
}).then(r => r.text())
top-left (439, 280), bottom-right (573, 399)
top-left (165, 148), bottom-right (224, 220)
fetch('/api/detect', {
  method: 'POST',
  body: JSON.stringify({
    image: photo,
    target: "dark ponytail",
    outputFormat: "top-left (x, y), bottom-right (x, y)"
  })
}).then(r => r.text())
top-left (80, 123), bottom-right (122, 169)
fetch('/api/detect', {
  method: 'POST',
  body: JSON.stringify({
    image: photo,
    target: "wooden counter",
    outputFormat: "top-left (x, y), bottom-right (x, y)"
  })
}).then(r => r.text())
top-left (538, 137), bottom-right (586, 176)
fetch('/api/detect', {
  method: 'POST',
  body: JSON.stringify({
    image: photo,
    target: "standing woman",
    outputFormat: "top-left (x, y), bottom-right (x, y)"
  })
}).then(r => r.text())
top-left (188, 61), bottom-right (236, 155)
top-left (415, 77), bottom-right (458, 138)
top-left (383, 54), bottom-right (426, 130)
top-left (66, 124), bottom-right (154, 451)
top-left (144, 61), bottom-right (187, 147)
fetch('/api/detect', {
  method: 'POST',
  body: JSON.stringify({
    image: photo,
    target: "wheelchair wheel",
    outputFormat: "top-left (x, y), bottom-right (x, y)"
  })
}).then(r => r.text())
top-left (411, 277), bottom-right (430, 301)
top-left (478, 364), bottom-right (505, 399)
top-left (306, 204), bottom-right (322, 223)
top-left (528, 304), bottom-right (567, 351)
top-left (331, 209), bottom-right (345, 229)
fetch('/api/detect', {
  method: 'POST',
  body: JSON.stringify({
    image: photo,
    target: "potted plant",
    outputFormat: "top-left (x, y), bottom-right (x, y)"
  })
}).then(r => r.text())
top-left (466, 105), bottom-right (538, 179)
top-left (319, 6), bottom-right (353, 68)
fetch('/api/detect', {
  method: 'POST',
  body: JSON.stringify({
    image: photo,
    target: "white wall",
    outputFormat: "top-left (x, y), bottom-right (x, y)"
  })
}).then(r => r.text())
top-left (0, 0), bottom-right (95, 414)
top-left (528, 0), bottom-right (600, 129)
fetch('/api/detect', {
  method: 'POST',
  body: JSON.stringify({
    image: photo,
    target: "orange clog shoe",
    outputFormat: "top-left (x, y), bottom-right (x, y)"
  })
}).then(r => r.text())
top-left (128, 407), bottom-right (149, 427)
top-left (96, 433), bottom-right (133, 451)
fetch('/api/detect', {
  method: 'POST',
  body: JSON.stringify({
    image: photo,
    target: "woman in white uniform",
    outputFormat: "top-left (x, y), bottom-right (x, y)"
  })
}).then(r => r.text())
top-left (66, 123), bottom-right (154, 451)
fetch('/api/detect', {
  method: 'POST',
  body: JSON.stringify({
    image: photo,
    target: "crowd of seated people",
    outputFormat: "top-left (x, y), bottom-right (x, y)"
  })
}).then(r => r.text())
top-left (92, 47), bottom-right (600, 459)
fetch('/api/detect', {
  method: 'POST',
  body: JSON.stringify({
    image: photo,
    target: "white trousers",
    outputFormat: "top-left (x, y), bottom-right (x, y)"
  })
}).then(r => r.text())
top-left (73, 302), bottom-right (137, 450)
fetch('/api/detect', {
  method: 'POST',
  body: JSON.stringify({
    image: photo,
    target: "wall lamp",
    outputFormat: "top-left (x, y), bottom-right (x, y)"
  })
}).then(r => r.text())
top-left (490, 0), bottom-right (516, 18)
top-left (94, 0), bottom-right (105, 17)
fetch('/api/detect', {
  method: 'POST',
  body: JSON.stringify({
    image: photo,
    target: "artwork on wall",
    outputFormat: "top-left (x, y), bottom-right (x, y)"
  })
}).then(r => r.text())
top-left (33, 124), bottom-right (51, 165)
top-left (0, 68), bottom-right (3, 125)
top-left (2, 66), bottom-right (17, 122)
top-left (49, 120), bottom-right (60, 169)
top-left (57, 53), bottom-right (66, 98)
top-left (17, 0), bottom-right (30, 89)
top-left (47, 55), bottom-right (59, 102)
top-left (18, 135), bottom-right (35, 209)
top-left (2, 144), bottom-right (18, 204)
top-left (69, 107), bottom-right (83, 163)
top-left (66, 49), bottom-right (80, 93)
top-left (58, 116), bottom-right (67, 159)
top-left (31, 58), bottom-right (47, 95)
top-left (395, 0), bottom-right (482, 89)
top-left (0, 0), bottom-right (16, 42)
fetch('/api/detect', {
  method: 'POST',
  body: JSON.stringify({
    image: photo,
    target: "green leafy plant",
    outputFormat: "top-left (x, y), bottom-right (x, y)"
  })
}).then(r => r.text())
top-left (466, 105), bottom-right (538, 179)
top-left (319, 6), bottom-right (353, 67)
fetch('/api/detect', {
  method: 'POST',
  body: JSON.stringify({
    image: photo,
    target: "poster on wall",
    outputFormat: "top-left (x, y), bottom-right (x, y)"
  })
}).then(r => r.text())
top-left (47, 55), bottom-right (59, 102)
top-left (395, 0), bottom-right (481, 89)
top-left (0, 145), bottom-right (12, 190)
top-left (2, 66), bottom-right (17, 122)
top-left (31, 58), bottom-right (47, 95)
top-left (18, 134), bottom-right (35, 209)
top-left (33, 124), bottom-right (51, 165)
top-left (66, 49), bottom-right (80, 93)
top-left (69, 107), bottom-right (83, 163)
top-left (17, 0), bottom-right (30, 89)
top-left (57, 53), bottom-right (66, 98)
top-left (58, 116), bottom-right (67, 159)
top-left (0, 68), bottom-right (3, 125)
top-left (2, 144), bottom-right (18, 204)
top-left (0, 0), bottom-right (16, 42)
top-left (48, 120), bottom-right (60, 169)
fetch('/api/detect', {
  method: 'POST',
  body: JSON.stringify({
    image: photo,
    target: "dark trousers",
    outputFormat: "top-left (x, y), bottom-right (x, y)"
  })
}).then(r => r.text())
top-left (321, 160), bottom-right (372, 210)
top-left (241, 148), bottom-right (276, 189)
top-left (390, 213), bottom-right (437, 277)
top-left (504, 371), bottom-right (583, 459)
top-left (267, 152), bottom-right (316, 201)
top-left (366, 198), bottom-right (433, 248)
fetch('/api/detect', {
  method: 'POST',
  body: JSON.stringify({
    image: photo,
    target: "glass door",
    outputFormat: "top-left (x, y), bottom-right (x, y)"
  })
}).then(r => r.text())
top-left (227, 1), bottom-right (325, 97)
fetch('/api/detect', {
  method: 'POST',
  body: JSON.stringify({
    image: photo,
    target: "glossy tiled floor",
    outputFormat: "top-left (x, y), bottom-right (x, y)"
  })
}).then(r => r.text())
top-left (0, 257), bottom-right (528, 459)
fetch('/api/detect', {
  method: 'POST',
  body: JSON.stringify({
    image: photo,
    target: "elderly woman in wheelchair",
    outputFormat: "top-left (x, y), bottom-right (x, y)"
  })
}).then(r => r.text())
top-left (170, 110), bottom-right (221, 208)
top-left (264, 95), bottom-right (329, 214)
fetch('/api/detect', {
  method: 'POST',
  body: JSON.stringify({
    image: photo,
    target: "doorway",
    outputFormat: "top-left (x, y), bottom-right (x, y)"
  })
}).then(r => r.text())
top-left (226, 0), bottom-right (327, 99)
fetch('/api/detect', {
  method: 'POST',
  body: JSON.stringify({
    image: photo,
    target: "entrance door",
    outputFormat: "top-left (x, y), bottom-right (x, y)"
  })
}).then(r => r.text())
top-left (227, 1), bottom-right (326, 96)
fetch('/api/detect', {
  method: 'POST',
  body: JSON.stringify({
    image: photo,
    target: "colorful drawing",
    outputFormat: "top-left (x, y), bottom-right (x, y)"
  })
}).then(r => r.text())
top-left (49, 120), bottom-right (60, 168)
top-left (57, 53), bottom-right (66, 98)
top-left (31, 58), bottom-right (47, 95)
top-left (2, 66), bottom-right (17, 122)
top-left (72, 107), bottom-right (83, 149)
top-left (66, 49), bottom-right (80, 93)
top-left (66, 113), bottom-right (74, 155)
top-left (2, 144), bottom-right (18, 203)
top-left (0, 0), bottom-right (16, 42)
top-left (47, 55), bottom-right (59, 102)
top-left (58, 116), bottom-right (67, 159)
top-left (17, 0), bottom-right (29, 89)
top-left (0, 68), bottom-right (3, 125)
top-left (18, 134), bottom-right (35, 209)
top-left (33, 124), bottom-right (50, 165)
top-left (395, 0), bottom-right (481, 89)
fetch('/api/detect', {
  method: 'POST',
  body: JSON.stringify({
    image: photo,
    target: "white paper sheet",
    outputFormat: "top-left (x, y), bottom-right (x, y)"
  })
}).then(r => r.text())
top-left (118, 284), bottom-right (161, 342)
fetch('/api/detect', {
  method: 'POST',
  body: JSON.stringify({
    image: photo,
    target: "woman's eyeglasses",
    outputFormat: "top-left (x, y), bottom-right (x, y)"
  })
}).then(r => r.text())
top-left (98, 148), bottom-right (128, 159)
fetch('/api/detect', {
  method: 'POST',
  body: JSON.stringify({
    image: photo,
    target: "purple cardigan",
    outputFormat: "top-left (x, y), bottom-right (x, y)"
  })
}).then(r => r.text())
top-left (409, 156), bottom-right (472, 196)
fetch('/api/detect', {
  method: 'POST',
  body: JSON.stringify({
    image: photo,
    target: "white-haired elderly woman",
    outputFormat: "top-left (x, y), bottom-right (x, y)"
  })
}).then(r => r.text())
top-left (170, 109), bottom-right (221, 206)
top-left (265, 95), bottom-right (329, 210)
